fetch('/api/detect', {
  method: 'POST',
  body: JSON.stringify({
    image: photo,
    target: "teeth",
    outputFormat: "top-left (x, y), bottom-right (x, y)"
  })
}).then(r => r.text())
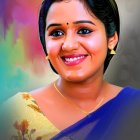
top-left (65, 56), bottom-right (85, 62)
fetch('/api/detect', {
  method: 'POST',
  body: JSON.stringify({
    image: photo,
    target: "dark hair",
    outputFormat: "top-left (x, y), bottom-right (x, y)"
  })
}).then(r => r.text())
top-left (38, 0), bottom-right (120, 73)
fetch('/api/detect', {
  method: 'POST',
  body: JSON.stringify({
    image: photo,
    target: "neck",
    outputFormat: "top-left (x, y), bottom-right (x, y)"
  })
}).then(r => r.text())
top-left (56, 76), bottom-right (107, 102)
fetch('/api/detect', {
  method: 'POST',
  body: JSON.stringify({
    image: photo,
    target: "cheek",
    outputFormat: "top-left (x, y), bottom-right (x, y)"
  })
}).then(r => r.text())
top-left (81, 35), bottom-right (107, 54)
top-left (46, 40), bottom-right (61, 55)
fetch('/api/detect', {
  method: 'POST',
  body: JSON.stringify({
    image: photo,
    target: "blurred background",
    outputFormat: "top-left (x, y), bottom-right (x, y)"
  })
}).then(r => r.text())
top-left (105, 0), bottom-right (140, 88)
top-left (0, 0), bottom-right (140, 103)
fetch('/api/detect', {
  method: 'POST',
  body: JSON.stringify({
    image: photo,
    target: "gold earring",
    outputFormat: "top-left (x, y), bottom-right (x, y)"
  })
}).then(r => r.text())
top-left (110, 49), bottom-right (116, 55)
top-left (45, 56), bottom-right (49, 60)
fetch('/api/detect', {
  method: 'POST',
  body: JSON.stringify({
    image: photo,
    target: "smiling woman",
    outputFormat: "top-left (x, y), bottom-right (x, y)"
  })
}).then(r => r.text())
top-left (1, 0), bottom-right (140, 140)
top-left (44, 0), bottom-right (118, 82)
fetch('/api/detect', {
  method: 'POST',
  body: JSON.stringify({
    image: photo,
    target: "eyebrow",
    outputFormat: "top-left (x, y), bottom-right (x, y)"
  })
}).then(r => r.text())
top-left (73, 20), bottom-right (95, 25)
top-left (46, 20), bottom-right (95, 30)
top-left (46, 23), bottom-right (61, 30)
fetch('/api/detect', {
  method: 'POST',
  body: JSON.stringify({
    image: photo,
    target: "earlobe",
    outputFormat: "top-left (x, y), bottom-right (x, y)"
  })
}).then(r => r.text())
top-left (45, 56), bottom-right (49, 60)
top-left (108, 32), bottom-right (118, 50)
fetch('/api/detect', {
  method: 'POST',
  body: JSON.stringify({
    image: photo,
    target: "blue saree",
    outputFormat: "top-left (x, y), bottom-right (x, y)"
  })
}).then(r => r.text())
top-left (51, 86), bottom-right (140, 140)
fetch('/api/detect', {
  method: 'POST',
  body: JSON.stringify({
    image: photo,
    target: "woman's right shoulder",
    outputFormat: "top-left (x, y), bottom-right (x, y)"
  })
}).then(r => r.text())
top-left (1, 92), bottom-right (34, 111)
top-left (0, 86), bottom-right (60, 140)
top-left (2, 83), bottom-right (53, 110)
top-left (1, 92), bottom-right (44, 124)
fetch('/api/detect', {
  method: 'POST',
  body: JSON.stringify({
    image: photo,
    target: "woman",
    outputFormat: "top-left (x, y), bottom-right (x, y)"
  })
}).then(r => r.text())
top-left (1, 0), bottom-right (140, 140)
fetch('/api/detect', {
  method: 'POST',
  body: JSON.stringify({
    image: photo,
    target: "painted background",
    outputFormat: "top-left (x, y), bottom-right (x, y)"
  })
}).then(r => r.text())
top-left (0, 0), bottom-right (140, 103)
top-left (105, 0), bottom-right (140, 88)
top-left (0, 0), bottom-right (58, 103)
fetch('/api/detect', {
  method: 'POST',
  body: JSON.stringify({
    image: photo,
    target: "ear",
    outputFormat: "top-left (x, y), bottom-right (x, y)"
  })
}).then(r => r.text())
top-left (108, 32), bottom-right (118, 50)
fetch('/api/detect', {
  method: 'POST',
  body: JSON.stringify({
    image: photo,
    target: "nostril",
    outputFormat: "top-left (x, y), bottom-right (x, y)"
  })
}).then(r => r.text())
top-left (61, 41), bottom-right (79, 51)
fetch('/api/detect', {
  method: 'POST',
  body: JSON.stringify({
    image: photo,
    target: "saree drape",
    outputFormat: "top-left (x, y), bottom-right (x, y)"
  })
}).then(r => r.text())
top-left (51, 87), bottom-right (140, 140)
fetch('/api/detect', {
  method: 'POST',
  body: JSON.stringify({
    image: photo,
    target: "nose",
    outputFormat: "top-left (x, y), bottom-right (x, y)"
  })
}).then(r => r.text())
top-left (62, 32), bottom-right (79, 52)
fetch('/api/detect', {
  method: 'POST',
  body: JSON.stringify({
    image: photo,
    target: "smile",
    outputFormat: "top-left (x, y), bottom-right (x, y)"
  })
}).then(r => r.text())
top-left (61, 54), bottom-right (88, 66)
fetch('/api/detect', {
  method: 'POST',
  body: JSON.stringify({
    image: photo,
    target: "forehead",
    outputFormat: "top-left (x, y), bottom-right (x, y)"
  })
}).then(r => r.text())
top-left (46, 0), bottom-right (97, 24)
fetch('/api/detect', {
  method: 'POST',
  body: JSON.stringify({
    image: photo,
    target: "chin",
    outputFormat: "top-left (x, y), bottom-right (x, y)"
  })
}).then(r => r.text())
top-left (62, 73), bottom-right (90, 83)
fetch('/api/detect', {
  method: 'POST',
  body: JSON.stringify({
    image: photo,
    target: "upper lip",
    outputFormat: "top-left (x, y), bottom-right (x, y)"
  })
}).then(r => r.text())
top-left (61, 54), bottom-right (88, 59)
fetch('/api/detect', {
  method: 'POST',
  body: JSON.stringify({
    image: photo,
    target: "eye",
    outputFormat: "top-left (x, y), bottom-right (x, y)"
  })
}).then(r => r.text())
top-left (49, 30), bottom-right (64, 37)
top-left (77, 28), bottom-right (93, 35)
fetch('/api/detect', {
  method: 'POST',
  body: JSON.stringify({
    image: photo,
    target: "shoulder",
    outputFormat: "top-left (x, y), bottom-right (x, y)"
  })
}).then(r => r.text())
top-left (118, 86), bottom-right (140, 112)
top-left (0, 92), bottom-right (41, 139)
top-left (1, 91), bottom-right (45, 117)
top-left (123, 86), bottom-right (140, 99)
top-left (1, 92), bottom-right (30, 111)
top-left (1, 92), bottom-right (45, 123)
top-left (3, 92), bottom-right (33, 104)
top-left (128, 86), bottom-right (140, 103)
top-left (114, 86), bottom-right (140, 103)
top-left (1, 91), bottom-right (59, 140)
top-left (2, 92), bottom-right (38, 111)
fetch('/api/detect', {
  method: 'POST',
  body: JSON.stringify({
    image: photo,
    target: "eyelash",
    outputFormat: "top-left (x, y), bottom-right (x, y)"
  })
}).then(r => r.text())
top-left (49, 28), bottom-right (93, 37)
top-left (49, 30), bottom-right (64, 37)
top-left (78, 28), bottom-right (93, 35)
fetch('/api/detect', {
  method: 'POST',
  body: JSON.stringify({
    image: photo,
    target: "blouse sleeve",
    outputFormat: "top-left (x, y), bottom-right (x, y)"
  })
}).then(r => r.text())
top-left (0, 92), bottom-right (60, 140)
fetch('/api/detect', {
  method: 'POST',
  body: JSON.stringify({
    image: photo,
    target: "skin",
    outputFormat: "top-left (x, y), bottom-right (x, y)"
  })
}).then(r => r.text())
top-left (31, 0), bottom-right (122, 130)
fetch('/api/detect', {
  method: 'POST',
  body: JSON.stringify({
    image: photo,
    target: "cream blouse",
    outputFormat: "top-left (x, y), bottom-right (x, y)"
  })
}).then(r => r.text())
top-left (1, 92), bottom-right (60, 140)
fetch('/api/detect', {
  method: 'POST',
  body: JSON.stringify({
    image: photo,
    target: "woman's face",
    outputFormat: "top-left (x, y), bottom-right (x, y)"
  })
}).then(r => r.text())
top-left (45, 0), bottom-right (114, 82)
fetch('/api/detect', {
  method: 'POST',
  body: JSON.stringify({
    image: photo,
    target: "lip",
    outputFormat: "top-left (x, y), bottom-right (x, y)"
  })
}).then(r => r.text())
top-left (61, 54), bottom-right (88, 66)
